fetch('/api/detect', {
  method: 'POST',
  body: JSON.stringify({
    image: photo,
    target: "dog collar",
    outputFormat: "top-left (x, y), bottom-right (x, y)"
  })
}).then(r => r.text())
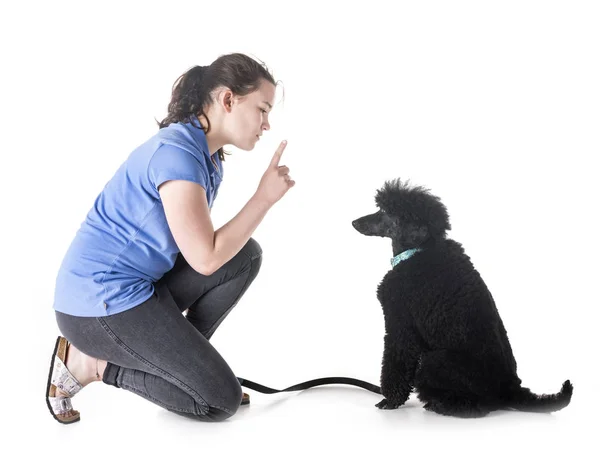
top-left (391, 248), bottom-right (422, 268)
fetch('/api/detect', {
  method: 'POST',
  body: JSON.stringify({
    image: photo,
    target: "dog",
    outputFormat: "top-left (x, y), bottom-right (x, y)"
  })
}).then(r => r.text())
top-left (351, 178), bottom-right (573, 418)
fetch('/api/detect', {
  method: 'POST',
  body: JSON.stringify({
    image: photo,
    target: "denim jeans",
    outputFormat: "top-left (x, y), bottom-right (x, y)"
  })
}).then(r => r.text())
top-left (55, 238), bottom-right (262, 422)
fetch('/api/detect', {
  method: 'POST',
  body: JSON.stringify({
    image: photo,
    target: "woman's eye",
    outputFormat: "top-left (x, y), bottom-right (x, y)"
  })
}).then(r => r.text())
top-left (260, 109), bottom-right (267, 114)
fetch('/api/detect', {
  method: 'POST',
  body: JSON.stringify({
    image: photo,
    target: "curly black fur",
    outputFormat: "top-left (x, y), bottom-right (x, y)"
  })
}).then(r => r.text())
top-left (352, 178), bottom-right (573, 418)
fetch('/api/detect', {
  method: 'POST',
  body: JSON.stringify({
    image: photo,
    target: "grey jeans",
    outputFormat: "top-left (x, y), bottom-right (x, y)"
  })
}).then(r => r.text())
top-left (55, 238), bottom-right (262, 422)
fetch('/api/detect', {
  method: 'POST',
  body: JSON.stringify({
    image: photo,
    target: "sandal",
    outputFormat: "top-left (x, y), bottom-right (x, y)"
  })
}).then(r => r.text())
top-left (46, 336), bottom-right (83, 424)
top-left (241, 392), bottom-right (250, 406)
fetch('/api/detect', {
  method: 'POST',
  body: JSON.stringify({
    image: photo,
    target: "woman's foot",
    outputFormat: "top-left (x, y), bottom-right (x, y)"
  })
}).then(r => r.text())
top-left (55, 343), bottom-right (105, 398)
top-left (47, 337), bottom-right (108, 423)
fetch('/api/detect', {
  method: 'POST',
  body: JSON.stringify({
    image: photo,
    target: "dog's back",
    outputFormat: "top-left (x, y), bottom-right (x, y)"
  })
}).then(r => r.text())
top-left (379, 238), bottom-right (520, 381)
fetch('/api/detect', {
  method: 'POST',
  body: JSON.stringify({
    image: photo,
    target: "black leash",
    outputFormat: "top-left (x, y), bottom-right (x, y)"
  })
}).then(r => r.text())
top-left (237, 376), bottom-right (382, 395)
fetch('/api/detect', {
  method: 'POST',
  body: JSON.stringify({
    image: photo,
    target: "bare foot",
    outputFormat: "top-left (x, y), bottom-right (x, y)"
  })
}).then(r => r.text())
top-left (55, 344), bottom-right (106, 398)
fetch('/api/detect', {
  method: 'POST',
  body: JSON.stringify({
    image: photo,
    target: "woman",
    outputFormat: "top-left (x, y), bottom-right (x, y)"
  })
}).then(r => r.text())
top-left (46, 53), bottom-right (294, 424)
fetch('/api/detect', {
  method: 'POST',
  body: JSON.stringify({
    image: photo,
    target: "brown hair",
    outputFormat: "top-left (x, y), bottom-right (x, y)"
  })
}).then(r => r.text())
top-left (157, 53), bottom-right (278, 161)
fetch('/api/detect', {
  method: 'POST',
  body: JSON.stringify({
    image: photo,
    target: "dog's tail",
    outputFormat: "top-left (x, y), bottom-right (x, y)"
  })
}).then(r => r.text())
top-left (506, 380), bottom-right (573, 413)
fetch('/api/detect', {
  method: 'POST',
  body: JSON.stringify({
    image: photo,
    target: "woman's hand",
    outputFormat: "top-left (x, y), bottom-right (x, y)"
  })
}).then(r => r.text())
top-left (255, 140), bottom-right (295, 205)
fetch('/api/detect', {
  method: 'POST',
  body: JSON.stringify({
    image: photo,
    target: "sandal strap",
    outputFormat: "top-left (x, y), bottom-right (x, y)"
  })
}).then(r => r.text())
top-left (51, 355), bottom-right (83, 398)
top-left (48, 396), bottom-right (75, 415)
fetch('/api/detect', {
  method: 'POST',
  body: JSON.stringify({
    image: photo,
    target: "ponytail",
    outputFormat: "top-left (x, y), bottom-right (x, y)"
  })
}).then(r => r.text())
top-left (157, 53), bottom-right (277, 161)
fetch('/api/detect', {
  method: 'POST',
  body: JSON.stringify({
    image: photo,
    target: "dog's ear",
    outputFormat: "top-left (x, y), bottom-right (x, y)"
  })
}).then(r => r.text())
top-left (404, 223), bottom-right (429, 247)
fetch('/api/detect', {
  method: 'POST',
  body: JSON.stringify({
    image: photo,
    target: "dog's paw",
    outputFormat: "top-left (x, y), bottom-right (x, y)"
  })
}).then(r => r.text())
top-left (375, 398), bottom-right (400, 410)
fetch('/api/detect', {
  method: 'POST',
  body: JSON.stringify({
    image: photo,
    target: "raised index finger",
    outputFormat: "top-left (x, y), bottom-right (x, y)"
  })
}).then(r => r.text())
top-left (270, 140), bottom-right (287, 168)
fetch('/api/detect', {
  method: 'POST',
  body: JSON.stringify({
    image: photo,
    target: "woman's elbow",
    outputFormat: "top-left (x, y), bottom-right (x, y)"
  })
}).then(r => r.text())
top-left (193, 262), bottom-right (217, 276)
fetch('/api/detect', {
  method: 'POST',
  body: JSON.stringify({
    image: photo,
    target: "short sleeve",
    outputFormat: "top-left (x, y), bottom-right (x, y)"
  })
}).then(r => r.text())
top-left (148, 144), bottom-right (210, 192)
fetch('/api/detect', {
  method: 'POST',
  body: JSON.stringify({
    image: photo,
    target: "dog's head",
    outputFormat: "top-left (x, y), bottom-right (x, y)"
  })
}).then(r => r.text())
top-left (352, 178), bottom-right (451, 248)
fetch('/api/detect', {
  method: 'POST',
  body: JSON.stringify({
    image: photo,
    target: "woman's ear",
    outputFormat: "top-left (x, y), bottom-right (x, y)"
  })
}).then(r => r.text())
top-left (220, 89), bottom-right (234, 112)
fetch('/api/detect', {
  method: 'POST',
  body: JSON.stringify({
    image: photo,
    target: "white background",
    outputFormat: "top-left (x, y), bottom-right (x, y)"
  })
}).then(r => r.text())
top-left (1, 0), bottom-right (598, 451)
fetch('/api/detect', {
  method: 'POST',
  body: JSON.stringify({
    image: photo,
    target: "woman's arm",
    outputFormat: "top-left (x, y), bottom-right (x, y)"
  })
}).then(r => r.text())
top-left (159, 181), bottom-right (272, 275)
top-left (159, 141), bottom-right (292, 275)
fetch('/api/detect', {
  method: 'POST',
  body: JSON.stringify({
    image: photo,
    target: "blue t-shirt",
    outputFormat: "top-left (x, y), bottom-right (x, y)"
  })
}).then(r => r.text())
top-left (53, 116), bottom-right (223, 317)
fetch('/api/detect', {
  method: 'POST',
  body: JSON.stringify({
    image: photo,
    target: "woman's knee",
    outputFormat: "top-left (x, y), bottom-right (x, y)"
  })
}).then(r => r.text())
top-left (237, 237), bottom-right (262, 279)
top-left (242, 237), bottom-right (262, 261)
top-left (202, 381), bottom-right (243, 421)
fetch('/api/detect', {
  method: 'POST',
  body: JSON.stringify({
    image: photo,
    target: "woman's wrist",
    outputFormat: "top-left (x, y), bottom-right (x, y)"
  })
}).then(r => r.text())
top-left (250, 192), bottom-right (275, 210)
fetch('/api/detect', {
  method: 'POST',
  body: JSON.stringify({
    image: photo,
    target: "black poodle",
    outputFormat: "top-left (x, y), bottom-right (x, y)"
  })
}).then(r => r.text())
top-left (352, 178), bottom-right (573, 418)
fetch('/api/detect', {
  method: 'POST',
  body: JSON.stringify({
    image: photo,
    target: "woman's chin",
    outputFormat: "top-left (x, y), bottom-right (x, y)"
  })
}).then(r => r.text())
top-left (232, 137), bottom-right (259, 151)
top-left (243, 141), bottom-right (257, 151)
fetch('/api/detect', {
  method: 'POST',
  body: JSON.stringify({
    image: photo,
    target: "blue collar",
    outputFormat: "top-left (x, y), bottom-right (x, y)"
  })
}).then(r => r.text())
top-left (391, 248), bottom-right (422, 268)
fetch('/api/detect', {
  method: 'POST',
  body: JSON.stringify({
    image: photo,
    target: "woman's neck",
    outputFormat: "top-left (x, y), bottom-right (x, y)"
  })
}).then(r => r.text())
top-left (196, 114), bottom-right (225, 156)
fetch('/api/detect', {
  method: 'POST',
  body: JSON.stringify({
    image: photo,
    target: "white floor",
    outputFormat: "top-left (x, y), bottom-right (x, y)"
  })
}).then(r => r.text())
top-left (14, 318), bottom-right (592, 453)
top-left (24, 380), bottom-right (588, 453)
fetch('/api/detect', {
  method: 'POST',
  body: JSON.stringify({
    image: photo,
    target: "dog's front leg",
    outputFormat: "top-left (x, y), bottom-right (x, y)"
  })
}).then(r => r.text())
top-left (376, 331), bottom-right (418, 410)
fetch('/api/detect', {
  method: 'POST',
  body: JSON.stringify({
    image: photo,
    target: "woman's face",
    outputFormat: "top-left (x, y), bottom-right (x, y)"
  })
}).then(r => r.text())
top-left (224, 79), bottom-right (276, 151)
